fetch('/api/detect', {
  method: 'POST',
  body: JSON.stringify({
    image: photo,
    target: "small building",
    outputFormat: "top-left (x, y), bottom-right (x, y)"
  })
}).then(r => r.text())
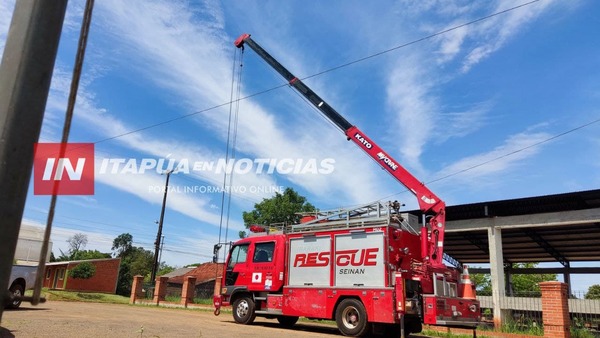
top-left (15, 223), bottom-right (53, 265)
top-left (44, 258), bottom-right (121, 294)
top-left (167, 262), bottom-right (223, 299)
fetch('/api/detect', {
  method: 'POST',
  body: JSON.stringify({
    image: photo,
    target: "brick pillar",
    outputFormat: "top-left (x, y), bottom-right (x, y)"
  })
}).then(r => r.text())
top-left (540, 281), bottom-right (571, 338)
top-left (180, 276), bottom-right (197, 307)
top-left (153, 276), bottom-right (168, 305)
top-left (130, 275), bottom-right (144, 304)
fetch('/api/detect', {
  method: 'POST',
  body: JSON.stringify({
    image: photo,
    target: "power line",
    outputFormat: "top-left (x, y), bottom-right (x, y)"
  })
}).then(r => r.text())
top-left (89, 0), bottom-right (543, 145)
top-left (303, 0), bottom-right (542, 81)
top-left (426, 117), bottom-right (600, 185)
top-left (375, 116), bottom-right (600, 203)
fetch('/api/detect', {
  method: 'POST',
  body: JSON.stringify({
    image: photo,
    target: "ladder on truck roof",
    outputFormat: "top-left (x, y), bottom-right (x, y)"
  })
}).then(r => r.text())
top-left (282, 201), bottom-right (420, 235)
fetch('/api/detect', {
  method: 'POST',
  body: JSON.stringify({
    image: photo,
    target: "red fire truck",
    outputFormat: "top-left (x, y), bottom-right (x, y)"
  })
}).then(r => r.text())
top-left (213, 34), bottom-right (480, 337)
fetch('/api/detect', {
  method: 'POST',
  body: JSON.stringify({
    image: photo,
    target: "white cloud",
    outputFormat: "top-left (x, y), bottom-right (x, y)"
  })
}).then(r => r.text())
top-left (386, 54), bottom-right (437, 173)
top-left (461, 1), bottom-right (554, 72)
top-left (436, 130), bottom-right (551, 185)
top-left (89, 0), bottom-right (393, 206)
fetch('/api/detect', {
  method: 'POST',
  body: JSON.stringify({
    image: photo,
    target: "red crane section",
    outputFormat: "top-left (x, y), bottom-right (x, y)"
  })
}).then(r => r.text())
top-left (235, 33), bottom-right (446, 267)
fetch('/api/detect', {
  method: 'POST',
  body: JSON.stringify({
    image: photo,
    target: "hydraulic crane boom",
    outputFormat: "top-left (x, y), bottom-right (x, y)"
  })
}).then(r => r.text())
top-left (235, 33), bottom-right (446, 267)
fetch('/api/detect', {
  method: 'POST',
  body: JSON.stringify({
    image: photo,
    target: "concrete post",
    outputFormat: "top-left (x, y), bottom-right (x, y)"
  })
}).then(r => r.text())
top-left (488, 225), bottom-right (506, 328)
top-left (540, 281), bottom-right (571, 338)
top-left (181, 276), bottom-right (197, 307)
top-left (130, 275), bottom-right (144, 304)
top-left (153, 276), bottom-right (168, 305)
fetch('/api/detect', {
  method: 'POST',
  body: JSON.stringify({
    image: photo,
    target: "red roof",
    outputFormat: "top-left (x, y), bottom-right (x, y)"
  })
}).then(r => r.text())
top-left (168, 262), bottom-right (223, 285)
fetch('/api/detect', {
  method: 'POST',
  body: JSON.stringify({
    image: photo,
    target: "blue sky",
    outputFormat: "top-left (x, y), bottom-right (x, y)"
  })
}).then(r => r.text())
top-left (2, 1), bottom-right (599, 291)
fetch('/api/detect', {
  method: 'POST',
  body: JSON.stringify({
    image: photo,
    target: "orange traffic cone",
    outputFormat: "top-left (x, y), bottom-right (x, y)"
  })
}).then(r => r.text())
top-left (459, 265), bottom-right (477, 299)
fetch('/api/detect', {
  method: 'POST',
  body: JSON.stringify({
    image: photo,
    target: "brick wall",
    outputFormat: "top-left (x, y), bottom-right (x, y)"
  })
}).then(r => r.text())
top-left (64, 258), bottom-right (120, 293)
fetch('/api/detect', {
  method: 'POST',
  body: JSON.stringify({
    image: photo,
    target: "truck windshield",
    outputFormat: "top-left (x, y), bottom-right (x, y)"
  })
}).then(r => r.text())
top-left (228, 244), bottom-right (249, 269)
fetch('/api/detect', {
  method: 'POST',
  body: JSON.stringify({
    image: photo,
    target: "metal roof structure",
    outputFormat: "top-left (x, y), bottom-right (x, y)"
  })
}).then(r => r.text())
top-left (434, 189), bottom-right (600, 265)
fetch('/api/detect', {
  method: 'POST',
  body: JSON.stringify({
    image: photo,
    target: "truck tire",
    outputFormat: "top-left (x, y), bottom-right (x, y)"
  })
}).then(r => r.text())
top-left (7, 283), bottom-right (24, 309)
top-left (232, 296), bottom-right (256, 325)
top-left (276, 316), bottom-right (299, 327)
top-left (335, 298), bottom-right (370, 337)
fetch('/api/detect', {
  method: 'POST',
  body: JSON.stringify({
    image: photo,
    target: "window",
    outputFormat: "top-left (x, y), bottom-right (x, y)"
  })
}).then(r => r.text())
top-left (228, 244), bottom-right (249, 269)
top-left (253, 242), bottom-right (275, 263)
top-left (46, 269), bottom-right (51, 279)
top-left (58, 268), bottom-right (65, 280)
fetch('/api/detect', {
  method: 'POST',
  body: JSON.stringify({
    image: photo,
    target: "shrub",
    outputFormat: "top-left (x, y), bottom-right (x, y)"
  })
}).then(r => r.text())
top-left (69, 262), bottom-right (96, 279)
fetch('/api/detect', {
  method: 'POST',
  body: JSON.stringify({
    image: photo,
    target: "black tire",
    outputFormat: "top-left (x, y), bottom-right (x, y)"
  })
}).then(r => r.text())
top-left (404, 316), bottom-right (422, 336)
top-left (232, 296), bottom-right (256, 325)
top-left (276, 316), bottom-right (299, 327)
top-left (8, 283), bottom-right (24, 309)
top-left (335, 298), bottom-right (370, 337)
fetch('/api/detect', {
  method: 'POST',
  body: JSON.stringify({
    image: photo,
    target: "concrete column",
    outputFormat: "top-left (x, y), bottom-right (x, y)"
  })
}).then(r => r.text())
top-left (181, 276), bottom-right (196, 307)
top-left (153, 276), bottom-right (168, 305)
top-left (488, 225), bottom-right (506, 328)
top-left (540, 281), bottom-right (571, 338)
top-left (130, 275), bottom-right (144, 304)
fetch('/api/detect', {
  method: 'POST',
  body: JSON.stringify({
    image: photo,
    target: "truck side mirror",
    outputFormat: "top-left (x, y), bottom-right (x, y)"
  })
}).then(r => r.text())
top-left (213, 244), bottom-right (222, 263)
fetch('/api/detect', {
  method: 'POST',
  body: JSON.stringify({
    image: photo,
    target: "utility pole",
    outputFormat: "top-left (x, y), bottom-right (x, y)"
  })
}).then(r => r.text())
top-left (151, 170), bottom-right (172, 282)
top-left (0, 1), bottom-right (67, 322)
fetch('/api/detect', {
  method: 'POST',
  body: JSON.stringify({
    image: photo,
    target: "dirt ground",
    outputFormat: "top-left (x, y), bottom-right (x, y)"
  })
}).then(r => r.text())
top-left (0, 301), bottom-right (347, 338)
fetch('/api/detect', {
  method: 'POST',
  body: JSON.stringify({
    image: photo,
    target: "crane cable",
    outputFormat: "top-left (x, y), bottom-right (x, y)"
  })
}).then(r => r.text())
top-left (215, 43), bottom-right (244, 277)
top-left (32, 0), bottom-right (95, 305)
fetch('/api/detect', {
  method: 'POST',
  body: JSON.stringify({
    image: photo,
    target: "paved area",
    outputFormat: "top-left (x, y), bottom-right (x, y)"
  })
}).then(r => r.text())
top-left (0, 301), bottom-right (343, 337)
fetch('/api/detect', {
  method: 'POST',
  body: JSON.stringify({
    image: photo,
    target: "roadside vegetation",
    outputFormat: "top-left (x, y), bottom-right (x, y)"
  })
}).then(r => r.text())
top-left (27, 288), bottom-right (129, 304)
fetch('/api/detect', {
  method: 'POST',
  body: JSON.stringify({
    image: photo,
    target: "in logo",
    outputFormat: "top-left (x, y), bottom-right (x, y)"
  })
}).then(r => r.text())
top-left (33, 143), bottom-right (95, 195)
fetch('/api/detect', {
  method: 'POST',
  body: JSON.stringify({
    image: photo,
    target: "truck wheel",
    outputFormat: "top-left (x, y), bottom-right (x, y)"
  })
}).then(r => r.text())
top-left (335, 298), bottom-right (370, 337)
top-left (276, 316), bottom-right (299, 327)
top-left (8, 283), bottom-right (24, 309)
top-left (232, 296), bottom-right (256, 325)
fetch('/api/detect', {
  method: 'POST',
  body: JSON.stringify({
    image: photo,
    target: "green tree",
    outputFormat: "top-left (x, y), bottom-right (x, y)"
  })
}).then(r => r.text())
top-left (112, 233), bottom-right (133, 257)
top-left (470, 263), bottom-right (557, 296)
top-left (242, 187), bottom-right (315, 227)
top-left (471, 272), bottom-right (491, 295)
top-left (585, 284), bottom-right (600, 299)
top-left (72, 250), bottom-right (111, 261)
top-left (510, 263), bottom-right (557, 295)
top-left (69, 261), bottom-right (96, 279)
top-left (112, 233), bottom-right (154, 296)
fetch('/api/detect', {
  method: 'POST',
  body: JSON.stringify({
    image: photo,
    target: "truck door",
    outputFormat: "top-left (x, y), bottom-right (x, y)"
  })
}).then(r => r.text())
top-left (225, 243), bottom-right (250, 287)
top-left (247, 241), bottom-right (277, 292)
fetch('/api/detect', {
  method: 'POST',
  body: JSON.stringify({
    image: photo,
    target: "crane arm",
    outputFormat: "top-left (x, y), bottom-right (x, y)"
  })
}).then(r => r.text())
top-left (235, 33), bottom-right (446, 267)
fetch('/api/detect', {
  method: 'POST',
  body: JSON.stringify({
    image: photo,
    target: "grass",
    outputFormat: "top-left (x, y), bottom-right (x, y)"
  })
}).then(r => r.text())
top-left (28, 288), bottom-right (130, 304)
top-left (421, 329), bottom-right (490, 338)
